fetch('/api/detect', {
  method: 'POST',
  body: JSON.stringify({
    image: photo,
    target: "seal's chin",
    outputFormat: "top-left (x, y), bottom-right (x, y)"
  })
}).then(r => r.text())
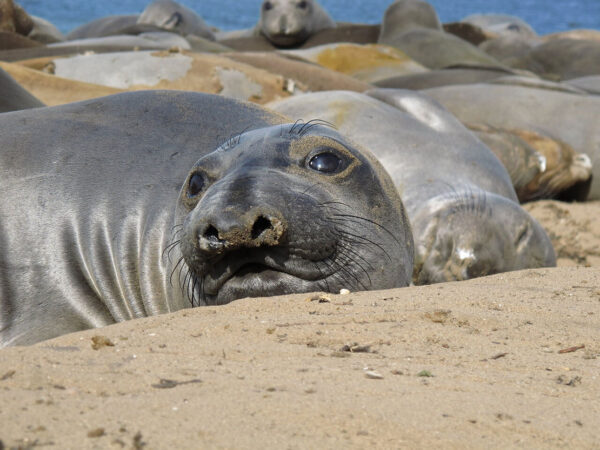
top-left (265, 31), bottom-right (309, 47)
top-left (211, 264), bottom-right (317, 305)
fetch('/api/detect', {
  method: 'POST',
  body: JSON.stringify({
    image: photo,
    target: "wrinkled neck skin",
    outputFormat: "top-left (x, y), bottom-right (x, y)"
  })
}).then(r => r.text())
top-left (411, 188), bottom-right (556, 285)
top-left (168, 123), bottom-right (413, 306)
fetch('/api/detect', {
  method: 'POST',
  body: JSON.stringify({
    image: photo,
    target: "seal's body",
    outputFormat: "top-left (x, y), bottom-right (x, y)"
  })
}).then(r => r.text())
top-left (269, 90), bottom-right (556, 284)
top-left (257, 0), bottom-right (335, 47)
top-left (378, 0), bottom-right (503, 70)
top-left (66, 15), bottom-right (139, 40)
top-left (424, 83), bottom-right (600, 199)
top-left (0, 91), bottom-right (413, 347)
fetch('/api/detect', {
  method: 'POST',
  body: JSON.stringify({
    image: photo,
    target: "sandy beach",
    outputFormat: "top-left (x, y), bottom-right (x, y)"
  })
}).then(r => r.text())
top-left (1, 199), bottom-right (599, 449)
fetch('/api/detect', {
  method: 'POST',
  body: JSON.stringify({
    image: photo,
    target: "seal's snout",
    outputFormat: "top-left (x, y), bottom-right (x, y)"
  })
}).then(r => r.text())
top-left (279, 15), bottom-right (288, 33)
top-left (197, 211), bottom-right (286, 255)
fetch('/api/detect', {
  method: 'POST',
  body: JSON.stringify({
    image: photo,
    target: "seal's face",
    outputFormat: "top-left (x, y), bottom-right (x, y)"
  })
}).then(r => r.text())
top-left (260, 0), bottom-right (315, 47)
top-left (172, 123), bottom-right (413, 306)
top-left (412, 191), bottom-right (556, 284)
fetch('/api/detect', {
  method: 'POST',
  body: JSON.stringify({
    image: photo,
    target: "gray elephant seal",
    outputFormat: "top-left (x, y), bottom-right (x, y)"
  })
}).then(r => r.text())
top-left (269, 90), bottom-right (556, 284)
top-left (257, 0), bottom-right (336, 47)
top-left (137, 0), bottom-right (215, 40)
top-left (0, 90), bottom-right (413, 347)
top-left (378, 0), bottom-right (504, 70)
top-left (378, 0), bottom-right (442, 38)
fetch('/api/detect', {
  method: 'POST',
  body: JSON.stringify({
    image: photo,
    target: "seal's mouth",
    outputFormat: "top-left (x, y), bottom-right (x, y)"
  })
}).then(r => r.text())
top-left (196, 247), bottom-right (331, 305)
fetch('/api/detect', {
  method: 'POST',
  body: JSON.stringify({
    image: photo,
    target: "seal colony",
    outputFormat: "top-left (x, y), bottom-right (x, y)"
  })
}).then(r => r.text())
top-left (0, 91), bottom-right (413, 346)
top-left (1, 0), bottom-right (599, 346)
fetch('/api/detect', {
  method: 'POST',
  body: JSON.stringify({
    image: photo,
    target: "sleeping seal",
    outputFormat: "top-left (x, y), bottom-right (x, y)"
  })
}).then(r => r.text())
top-left (269, 90), bottom-right (556, 284)
top-left (257, 0), bottom-right (336, 47)
top-left (0, 90), bottom-right (413, 347)
top-left (137, 0), bottom-right (215, 40)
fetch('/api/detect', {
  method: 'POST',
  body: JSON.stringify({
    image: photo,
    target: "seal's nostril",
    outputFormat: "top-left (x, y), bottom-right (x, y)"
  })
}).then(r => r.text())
top-left (251, 216), bottom-right (273, 240)
top-left (203, 225), bottom-right (220, 242)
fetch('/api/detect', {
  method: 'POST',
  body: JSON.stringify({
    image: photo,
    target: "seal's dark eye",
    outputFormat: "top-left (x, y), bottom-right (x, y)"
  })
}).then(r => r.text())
top-left (263, 1), bottom-right (273, 11)
top-left (297, 1), bottom-right (308, 9)
top-left (166, 11), bottom-right (183, 27)
top-left (309, 152), bottom-right (342, 173)
top-left (188, 173), bottom-right (205, 196)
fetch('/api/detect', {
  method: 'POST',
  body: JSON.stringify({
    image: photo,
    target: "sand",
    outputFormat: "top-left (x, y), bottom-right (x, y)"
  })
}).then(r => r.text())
top-left (0, 199), bottom-right (598, 449)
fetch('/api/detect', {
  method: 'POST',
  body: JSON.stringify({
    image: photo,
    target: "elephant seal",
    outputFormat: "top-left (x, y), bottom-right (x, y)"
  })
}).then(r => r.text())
top-left (0, 90), bottom-right (413, 347)
top-left (423, 83), bottom-right (600, 199)
top-left (0, 0), bottom-right (33, 35)
top-left (461, 14), bottom-right (538, 40)
top-left (28, 15), bottom-right (65, 43)
top-left (467, 124), bottom-right (592, 202)
top-left (137, 0), bottom-right (215, 40)
top-left (269, 90), bottom-right (556, 284)
top-left (513, 38), bottom-right (600, 80)
top-left (373, 67), bottom-right (511, 90)
top-left (0, 66), bottom-right (44, 112)
top-left (378, 0), bottom-right (505, 70)
top-left (378, 0), bottom-right (442, 37)
top-left (257, 0), bottom-right (336, 47)
top-left (67, 15), bottom-right (139, 40)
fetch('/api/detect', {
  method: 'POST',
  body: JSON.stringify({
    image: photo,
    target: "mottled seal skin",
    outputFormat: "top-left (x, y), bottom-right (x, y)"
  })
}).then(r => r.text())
top-left (137, 0), bottom-right (215, 41)
top-left (424, 83), bottom-right (600, 199)
top-left (257, 0), bottom-right (336, 47)
top-left (468, 124), bottom-right (592, 202)
top-left (0, 0), bottom-right (33, 35)
top-left (0, 90), bottom-right (413, 347)
top-left (269, 90), bottom-right (556, 285)
top-left (0, 66), bottom-right (44, 112)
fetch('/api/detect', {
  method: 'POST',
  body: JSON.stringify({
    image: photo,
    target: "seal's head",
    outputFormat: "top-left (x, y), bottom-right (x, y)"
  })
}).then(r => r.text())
top-left (259, 0), bottom-right (320, 47)
top-left (412, 189), bottom-right (556, 284)
top-left (137, 0), bottom-right (215, 40)
top-left (379, 0), bottom-right (442, 42)
top-left (172, 122), bottom-right (414, 305)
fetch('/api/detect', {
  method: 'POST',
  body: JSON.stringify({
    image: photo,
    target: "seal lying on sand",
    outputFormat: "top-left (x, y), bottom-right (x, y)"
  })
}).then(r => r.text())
top-left (269, 90), bottom-right (556, 284)
top-left (66, 15), bottom-right (139, 40)
top-left (378, 0), bottom-right (504, 70)
top-left (0, 91), bottom-right (413, 347)
top-left (257, 0), bottom-right (336, 47)
top-left (424, 82), bottom-right (600, 199)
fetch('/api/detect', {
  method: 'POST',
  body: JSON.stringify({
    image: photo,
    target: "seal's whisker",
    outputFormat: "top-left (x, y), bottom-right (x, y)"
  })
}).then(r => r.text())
top-left (334, 247), bottom-right (372, 287)
top-left (333, 223), bottom-right (393, 263)
top-left (297, 119), bottom-right (337, 136)
top-left (162, 239), bottom-right (181, 261)
top-left (336, 240), bottom-right (375, 272)
top-left (289, 119), bottom-right (305, 134)
top-left (319, 256), bottom-right (362, 292)
top-left (169, 256), bottom-right (186, 287)
top-left (330, 213), bottom-right (402, 249)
